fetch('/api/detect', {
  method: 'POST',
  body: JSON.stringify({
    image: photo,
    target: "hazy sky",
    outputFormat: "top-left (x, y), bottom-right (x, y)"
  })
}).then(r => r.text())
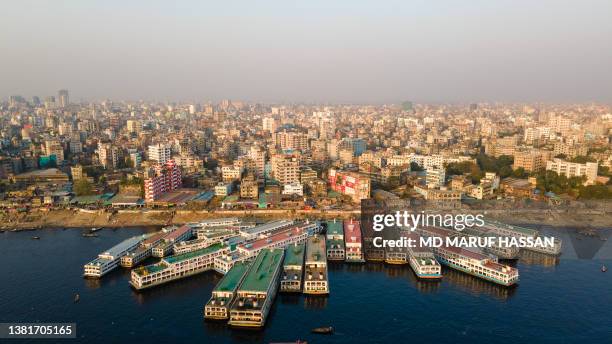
top-left (2, 0), bottom-right (612, 104)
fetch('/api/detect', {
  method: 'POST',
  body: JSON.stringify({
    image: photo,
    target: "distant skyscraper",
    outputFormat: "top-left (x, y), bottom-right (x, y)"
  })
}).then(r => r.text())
top-left (58, 89), bottom-right (69, 107)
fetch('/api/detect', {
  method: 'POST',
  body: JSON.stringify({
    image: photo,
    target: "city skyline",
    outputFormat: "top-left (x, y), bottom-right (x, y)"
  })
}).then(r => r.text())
top-left (2, 0), bottom-right (612, 103)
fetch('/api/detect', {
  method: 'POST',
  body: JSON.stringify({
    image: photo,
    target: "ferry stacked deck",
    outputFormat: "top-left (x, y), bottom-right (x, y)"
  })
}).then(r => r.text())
top-left (419, 226), bottom-right (519, 286)
top-left (175, 229), bottom-right (235, 255)
top-left (343, 219), bottom-right (365, 263)
top-left (120, 231), bottom-right (167, 267)
top-left (84, 235), bottom-right (145, 278)
top-left (228, 249), bottom-right (284, 328)
top-left (303, 235), bottom-right (329, 294)
top-left (236, 222), bottom-right (313, 259)
top-left (204, 262), bottom-right (250, 320)
top-left (280, 243), bottom-right (305, 292)
top-left (406, 232), bottom-right (442, 279)
top-left (325, 220), bottom-right (345, 261)
top-left (239, 220), bottom-right (295, 241)
top-left (461, 226), bottom-right (520, 259)
top-left (482, 220), bottom-right (563, 255)
top-left (151, 224), bottom-right (193, 257)
top-left (384, 230), bottom-right (409, 264)
top-left (130, 243), bottom-right (229, 289)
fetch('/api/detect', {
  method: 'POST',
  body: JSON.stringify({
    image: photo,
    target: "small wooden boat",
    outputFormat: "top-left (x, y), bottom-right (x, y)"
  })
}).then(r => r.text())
top-left (311, 326), bottom-right (334, 334)
top-left (31, 236), bottom-right (41, 240)
top-left (90, 227), bottom-right (102, 232)
top-left (602, 265), bottom-right (607, 273)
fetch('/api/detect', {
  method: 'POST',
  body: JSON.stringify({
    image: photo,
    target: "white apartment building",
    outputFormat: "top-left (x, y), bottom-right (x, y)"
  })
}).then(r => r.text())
top-left (546, 158), bottom-right (598, 183)
top-left (148, 143), bottom-right (172, 164)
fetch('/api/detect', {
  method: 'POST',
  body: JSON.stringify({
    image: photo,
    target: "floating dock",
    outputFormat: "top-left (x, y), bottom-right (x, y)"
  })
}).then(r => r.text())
top-left (325, 220), bottom-right (345, 261)
top-left (280, 243), bottom-right (305, 292)
top-left (204, 262), bottom-right (250, 320)
top-left (303, 235), bottom-right (329, 295)
top-left (130, 243), bottom-right (229, 290)
top-left (228, 248), bottom-right (284, 328)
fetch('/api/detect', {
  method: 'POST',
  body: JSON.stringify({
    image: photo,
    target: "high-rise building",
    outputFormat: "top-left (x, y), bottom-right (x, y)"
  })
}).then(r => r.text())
top-left (58, 89), bottom-right (69, 108)
top-left (144, 160), bottom-right (182, 202)
top-left (275, 130), bottom-right (308, 152)
top-left (513, 150), bottom-right (545, 172)
top-left (271, 154), bottom-right (300, 185)
top-left (148, 143), bottom-right (172, 164)
top-left (126, 120), bottom-right (142, 134)
top-left (262, 117), bottom-right (277, 133)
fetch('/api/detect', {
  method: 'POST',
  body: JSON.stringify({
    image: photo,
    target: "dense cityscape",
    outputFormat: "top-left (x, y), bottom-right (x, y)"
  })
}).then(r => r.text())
top-left (1, 91), bottom-right (611, 223)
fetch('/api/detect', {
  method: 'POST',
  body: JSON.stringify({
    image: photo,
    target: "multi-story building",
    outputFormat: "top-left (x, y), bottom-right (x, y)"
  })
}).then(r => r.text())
top-left (222, 166), bottom-right (243, 182)
top-left (262, 117), bottom-right (277, 133)
top-left (144, 160), bottom-right (182, 202)
top-left (546, 158), bottom-right (598, 183)
top-left (328, 168), bottom-right (371, 203)
top-left (240, 174), bottom-right (259, 199)
top-left (275, 130), bottom-right (309, 152)
top-left (271, 154), bottom-right (300, 185)
top-left (426, 168), bottom-right (446, 188)
top-left (513, 150), bottom-right (545, 172)
top-left (148, 143), bottom-right (172, 164)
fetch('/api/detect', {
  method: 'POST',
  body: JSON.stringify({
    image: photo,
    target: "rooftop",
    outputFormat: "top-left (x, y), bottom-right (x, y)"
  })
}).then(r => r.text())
top-left (163, 242), bottom-right (225, 264)
top-left (214, 262), bottom-right (250, 293)
top-left (326, 220), bottom-right (343, 236)
top-left (239, 248), bottom-right (284, 292)
top-left (240, 220), bottom-right (293, 236)
top-left (164, 224), bottom-right (192, 241)
top-left (101, 235), bottom-right (144, 258)
top-left (284, 243), bottom-right (305, 267)
top-left (306, 235), bottom-right (326, 263)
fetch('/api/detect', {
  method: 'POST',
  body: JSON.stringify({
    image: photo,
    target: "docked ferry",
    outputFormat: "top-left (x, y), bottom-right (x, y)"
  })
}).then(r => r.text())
top-left (280, 243), bottom-right (305, 292)
top-left (384, 230), bottom-right (409, 265)
top-left (130, 243), bottom-right (229, 290)
top-left (84, 235), bottom-right (145, 278)
top-left (343, 219), bottom-right (365, 263)
top-left (228, 249), bottom-right (284, 327)
top-left (204, 261), bottom-right (250, 320)
top-left (419, 226), bottom-right (519, 286)
top-left (303, 235), bottom-right (329, 295)
top-left (406, 232), bottom-right (442, 279)
top-left (325, 220), bottom-right (345, 261)
top-left (482, 220), bottom-right (562, 256)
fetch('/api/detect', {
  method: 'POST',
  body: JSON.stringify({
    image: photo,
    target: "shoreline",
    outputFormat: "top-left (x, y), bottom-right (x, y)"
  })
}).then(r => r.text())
top-left (1, 207), bottom-right (611, 231)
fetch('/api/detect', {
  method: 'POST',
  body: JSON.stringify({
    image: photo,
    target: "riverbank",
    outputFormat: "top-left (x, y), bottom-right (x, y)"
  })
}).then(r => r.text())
top-left (1, 205), bottom-right (611, 231)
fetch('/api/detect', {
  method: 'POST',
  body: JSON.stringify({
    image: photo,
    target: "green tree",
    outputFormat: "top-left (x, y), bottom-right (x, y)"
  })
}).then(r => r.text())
top-left (74, 179), bottom-right (94, 196)
top-left (511, 167), bottom-right (527, 179)
top-left (410, 162), bottom-right (423, 172)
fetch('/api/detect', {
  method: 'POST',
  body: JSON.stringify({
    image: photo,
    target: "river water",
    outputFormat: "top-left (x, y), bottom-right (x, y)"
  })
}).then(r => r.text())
top-left (1, 226), bottom-right (610, 343)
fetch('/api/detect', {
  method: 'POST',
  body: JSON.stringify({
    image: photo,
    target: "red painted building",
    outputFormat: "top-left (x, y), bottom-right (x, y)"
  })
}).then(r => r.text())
top-left (144, 160), bottom-right (182, 203)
